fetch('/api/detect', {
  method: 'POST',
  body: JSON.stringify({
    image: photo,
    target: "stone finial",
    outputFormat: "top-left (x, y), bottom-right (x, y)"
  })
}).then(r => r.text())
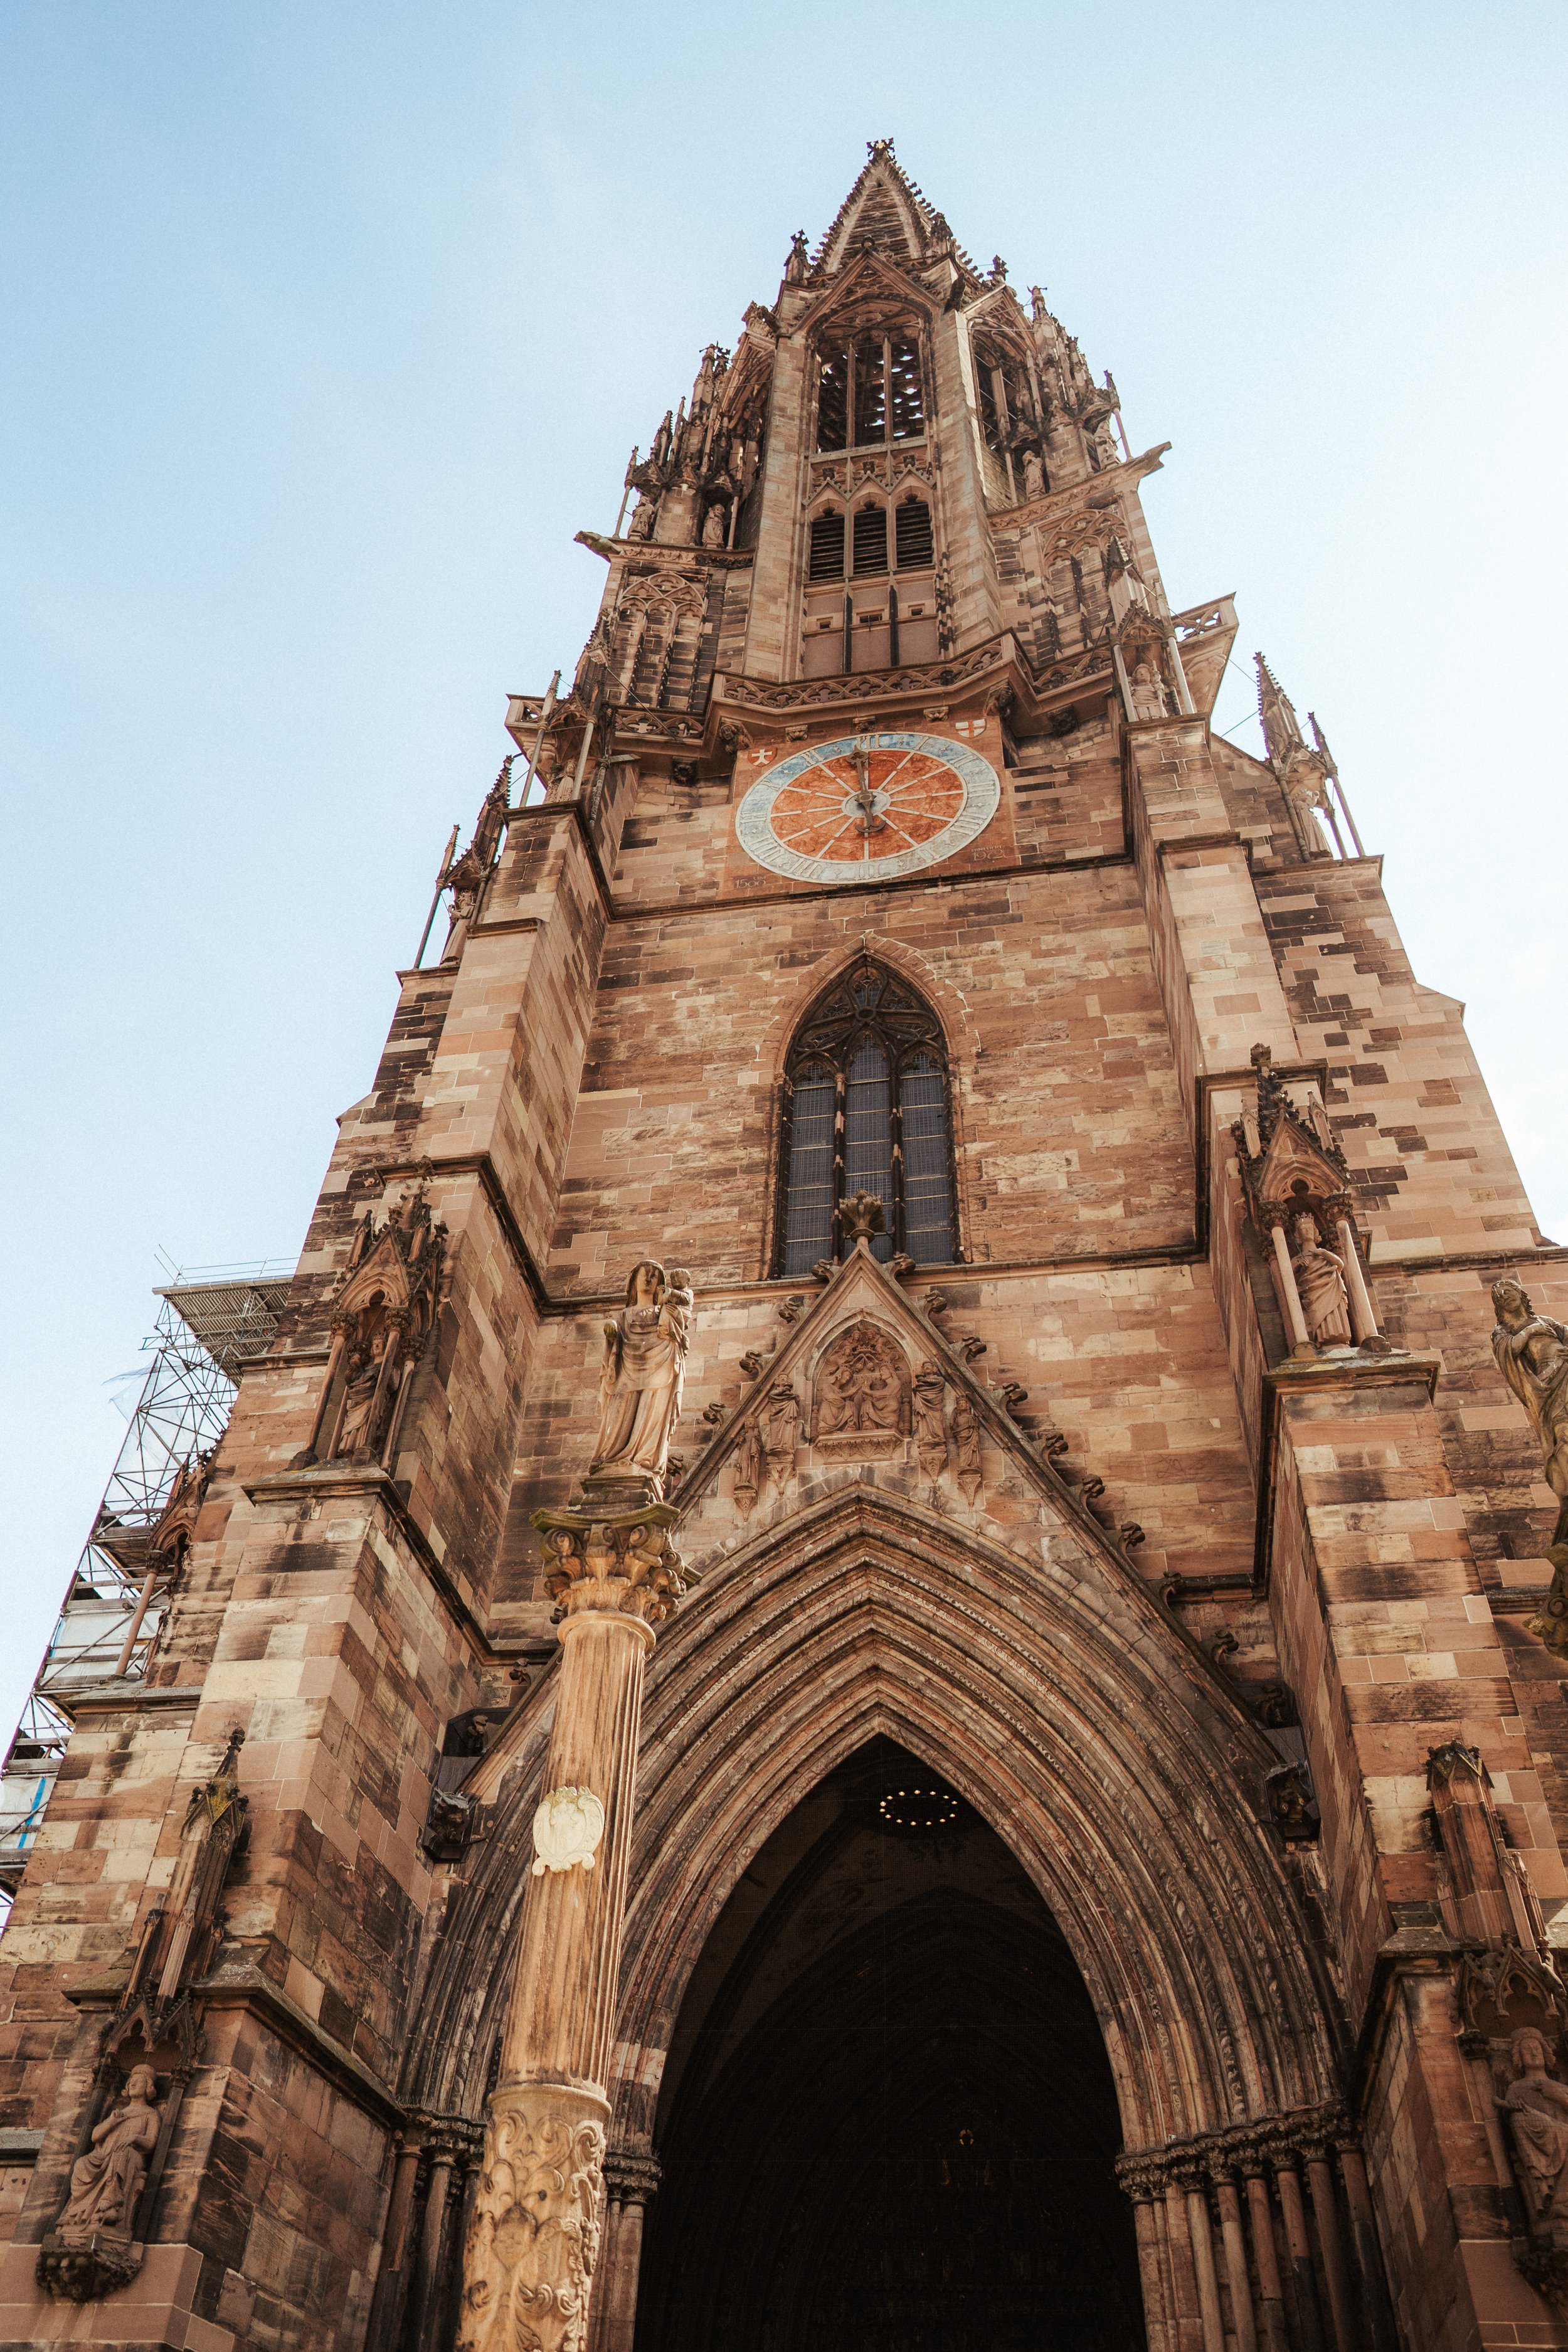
top-left (840, 1190), bottom-right (886, 1242)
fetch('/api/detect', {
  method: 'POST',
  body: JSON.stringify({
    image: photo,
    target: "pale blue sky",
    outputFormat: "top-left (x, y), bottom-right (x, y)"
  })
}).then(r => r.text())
top-left (4, 2), bottom-right (1566, 1743)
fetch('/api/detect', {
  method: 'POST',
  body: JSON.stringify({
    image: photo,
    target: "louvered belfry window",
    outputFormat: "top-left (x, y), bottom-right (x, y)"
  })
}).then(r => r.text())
top-left (776, 958), bottom-right (957, 1275)
top-left (815, 334), bottom-right (926, 452)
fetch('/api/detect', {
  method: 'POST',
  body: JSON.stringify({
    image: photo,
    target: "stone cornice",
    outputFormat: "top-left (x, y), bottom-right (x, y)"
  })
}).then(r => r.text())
top-left (575, 531), bottom-right (755, 569)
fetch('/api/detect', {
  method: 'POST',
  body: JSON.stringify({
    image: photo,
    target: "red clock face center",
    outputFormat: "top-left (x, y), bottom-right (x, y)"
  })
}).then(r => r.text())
top-left (769, 744), bottom-right (966, 865)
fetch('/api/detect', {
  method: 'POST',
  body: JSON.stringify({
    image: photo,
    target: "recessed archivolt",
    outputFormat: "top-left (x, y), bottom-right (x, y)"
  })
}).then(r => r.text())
top-left (407, 1486), bottom-right (1343, 2157)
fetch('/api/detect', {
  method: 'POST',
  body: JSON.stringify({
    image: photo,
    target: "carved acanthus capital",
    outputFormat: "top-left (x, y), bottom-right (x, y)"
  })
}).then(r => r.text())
top-left (533, 1505), bottom-right (686, 1629)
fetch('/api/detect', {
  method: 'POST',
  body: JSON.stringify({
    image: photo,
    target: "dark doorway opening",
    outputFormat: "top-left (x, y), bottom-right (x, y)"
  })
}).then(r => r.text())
top-left (637, 1738), bottom-right (1145, 2351)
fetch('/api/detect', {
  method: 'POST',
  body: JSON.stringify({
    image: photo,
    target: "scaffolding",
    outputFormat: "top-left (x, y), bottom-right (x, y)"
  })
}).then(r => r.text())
top-left (0, 1266), bottom-right (293, 1899)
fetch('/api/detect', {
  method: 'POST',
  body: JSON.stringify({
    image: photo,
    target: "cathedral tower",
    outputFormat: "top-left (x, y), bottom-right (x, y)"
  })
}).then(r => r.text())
top-left (4, 142), bottom-right (1568, 2352)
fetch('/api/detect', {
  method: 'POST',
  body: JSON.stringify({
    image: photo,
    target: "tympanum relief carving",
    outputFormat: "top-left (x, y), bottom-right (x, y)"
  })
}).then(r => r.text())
top-left (811, 1322), bottom-right (911, 1461)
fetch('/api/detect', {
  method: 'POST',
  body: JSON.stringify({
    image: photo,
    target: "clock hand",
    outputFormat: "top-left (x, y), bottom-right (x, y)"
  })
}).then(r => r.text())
top-left (850, 739), bottom-right (886, 837)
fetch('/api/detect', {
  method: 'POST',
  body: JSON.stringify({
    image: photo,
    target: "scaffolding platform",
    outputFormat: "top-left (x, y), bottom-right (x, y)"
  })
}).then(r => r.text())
top-left (0, 1266), bottom-right (292, 1897)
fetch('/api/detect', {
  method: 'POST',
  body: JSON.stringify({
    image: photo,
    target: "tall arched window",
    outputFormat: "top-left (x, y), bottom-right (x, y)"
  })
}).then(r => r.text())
top-left (775, 959), bottom-right (958, 1274)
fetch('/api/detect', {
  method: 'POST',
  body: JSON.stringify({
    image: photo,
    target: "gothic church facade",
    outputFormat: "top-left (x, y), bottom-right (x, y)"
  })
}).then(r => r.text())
top-left (5, 143), bottom-right (1568, 2352)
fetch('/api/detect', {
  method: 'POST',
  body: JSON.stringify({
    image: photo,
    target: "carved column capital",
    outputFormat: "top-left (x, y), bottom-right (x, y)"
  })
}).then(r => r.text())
top-left (602, 2150), bottom-right (662, 2206)
top-left (533, 1505), bottom-right (686, 1629)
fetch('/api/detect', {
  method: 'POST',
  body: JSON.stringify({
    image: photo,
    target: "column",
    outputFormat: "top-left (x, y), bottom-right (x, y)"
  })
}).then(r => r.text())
top-left (1335, 1217), bottom-right (1382, 1345)
top-left (590, 2153), bottom-right (660, 2352)
top-left (1210, 2166), bottom-right (1258, 2352)
top-left (1269, 1221), bottom-right (1315, 1356)
top-left (1163, 2178), bottom-right (1207, 2352)
top-left (1181, 2173), bottom-right (1227, 2352)
top-left (1302, 2144), bottom-right (1357, 2352)
top-left (1241, 2164), bottom-right (1290, 2352)
top-left (1273, 2158), bottom-right (1327, 2352)
top-left (1335, 2143), bottom-right (1401, 2352)
top-left (458, 1481), bottom-right (686, 2352)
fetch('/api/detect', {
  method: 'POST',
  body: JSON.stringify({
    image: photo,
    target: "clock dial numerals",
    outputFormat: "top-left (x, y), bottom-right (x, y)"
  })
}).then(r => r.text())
top-left (734, 732), bottom-right (1001, 887)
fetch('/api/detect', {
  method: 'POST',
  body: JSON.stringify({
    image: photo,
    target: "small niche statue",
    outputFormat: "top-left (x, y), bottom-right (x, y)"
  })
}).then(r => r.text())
top-left (39, 2065), bottom-right (162, 2299)
top-left (1492, 1278), bottom-right (1568, 1658)
top-left (1501, 2027), bottom-right (1568, 2286)
top-left (590, 1262), bottom-right (694, 1486)
top-left (1290, 1212), bottom-right (1352, 1347)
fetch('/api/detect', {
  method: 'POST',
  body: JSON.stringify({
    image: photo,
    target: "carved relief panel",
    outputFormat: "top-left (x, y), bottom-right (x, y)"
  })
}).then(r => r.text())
top-left (810, 1322), bottom-right (911, 1460)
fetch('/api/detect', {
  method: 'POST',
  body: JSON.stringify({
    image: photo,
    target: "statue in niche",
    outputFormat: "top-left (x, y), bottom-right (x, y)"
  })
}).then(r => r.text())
top-left (1128, 655), bottom-right (1166, 723)
top-left (1502, 2029), bottom-right (1568, 2232)
top-left (950, 1389), bottom-right (982, 1506)
top-left (1021, 447), bottom-right (1046, 501)
top-left (913, 1361), bottom-right (949, 1481)
top-left (1290, 1213), bottom-right (1352, 1347)
top-left (1493, 1279), bottom-right (1568, 1555)
top-left (812, 1323), bottom-right (910, 1458)
top-left (701, 501), bottom-right (728, 549)
top-left (337, 1311), bottom-right (394, 1457)
top-left (591, 1263), bottom-right (694, 1485)
top-left (732, 1419), bottom-right (763, 1515)
top-left (627, 494), bottom-right (658, 542)
top-left (760, 1383), bottom-right (800, 1475)
top-left (56, 2065), bottom-right (161, 2239)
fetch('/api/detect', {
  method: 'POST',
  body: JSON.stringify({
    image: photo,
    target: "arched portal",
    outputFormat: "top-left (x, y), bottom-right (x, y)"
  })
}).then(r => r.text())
top-left (638, 1737), bottom-right (1143, 2351)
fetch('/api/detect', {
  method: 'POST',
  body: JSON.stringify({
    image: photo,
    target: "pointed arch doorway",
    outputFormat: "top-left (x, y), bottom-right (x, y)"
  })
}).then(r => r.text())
top-left (636, 1737), bottom-right (1145, 2351)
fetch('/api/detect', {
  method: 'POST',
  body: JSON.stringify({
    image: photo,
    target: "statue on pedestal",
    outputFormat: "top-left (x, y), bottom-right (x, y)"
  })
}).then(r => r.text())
top-left (1290, 1214), bottom-right (1352, 1347)
top-left (1491, 1278), bottom-right (1568, 1658)
top-left (591, 1263), bottom-right (693, 1486)
top-left (38, 2065), bottom-right (162, 2300)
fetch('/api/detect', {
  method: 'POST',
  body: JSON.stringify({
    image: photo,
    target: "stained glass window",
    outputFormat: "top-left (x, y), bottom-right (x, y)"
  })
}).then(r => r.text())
top-left (776, 958), bottom-right (957, 1274)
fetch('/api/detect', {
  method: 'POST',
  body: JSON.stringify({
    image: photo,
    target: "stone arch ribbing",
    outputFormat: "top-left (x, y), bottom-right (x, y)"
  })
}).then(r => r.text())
top-left (406, 1488), bottom-right (1344, 2158)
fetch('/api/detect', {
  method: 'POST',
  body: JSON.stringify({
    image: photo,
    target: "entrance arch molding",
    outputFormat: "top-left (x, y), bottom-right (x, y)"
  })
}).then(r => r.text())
top-left (412, 1485), bottom-right (1344, 2164)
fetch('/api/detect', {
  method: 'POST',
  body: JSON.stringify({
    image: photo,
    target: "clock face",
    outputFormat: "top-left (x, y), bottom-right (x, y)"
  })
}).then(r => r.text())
top-left (734, 731), bottom-right (1001, 885)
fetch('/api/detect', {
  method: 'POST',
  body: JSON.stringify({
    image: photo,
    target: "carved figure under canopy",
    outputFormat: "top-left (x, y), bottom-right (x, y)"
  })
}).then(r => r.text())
top-left (913, 1360), bottom-right (949, 1480)
top-left (56, 2065), bottom-right (161, 2238)
top-left (1290, 1214), bottom-right (1352, 1347)
top-left (813, 1323), bottom-right (909, 1441)
top-left (1502, 2029), bottom-right (1568, 2230)
top-left (1493, 1279), bottom-right (1568, 1552)
top-left (591, 1263), bottom-right (693, 1482)
top-left (950, 1389), bottom-right (982, 1505)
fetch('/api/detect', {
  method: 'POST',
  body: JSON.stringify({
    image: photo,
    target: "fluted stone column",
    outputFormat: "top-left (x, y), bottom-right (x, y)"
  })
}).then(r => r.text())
top-left (457, 1485), bottom-right (686, 2352)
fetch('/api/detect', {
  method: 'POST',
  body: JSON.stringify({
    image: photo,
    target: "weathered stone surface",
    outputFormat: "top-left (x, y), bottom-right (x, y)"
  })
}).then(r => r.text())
top-left (6, 145), bottom-right (1568, 2352)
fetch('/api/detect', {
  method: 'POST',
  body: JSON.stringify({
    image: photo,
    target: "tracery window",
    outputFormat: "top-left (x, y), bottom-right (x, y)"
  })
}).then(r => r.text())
top-left (775, 959), bottom-right (957, 1274)
top-left (815, 335), bottom-right (926, 453)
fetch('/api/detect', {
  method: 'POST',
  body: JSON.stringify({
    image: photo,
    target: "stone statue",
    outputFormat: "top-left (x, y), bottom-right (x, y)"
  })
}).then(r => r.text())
top-left (760, 1383), bottom-right (800, 1473)
top-left (591, 1263), bottom-right (693, 1485)
top-left (1128, 657), bottom-right (1165, 723)
top-left (1493, 1279), bottom-right (1568, 1554)
top-left (336, 1316), bottom-right (393, 1457)
top-left (732, 1418), bottom-right (763, 1513)
top-left (56, 2065), bottom-right (161, 2238)
top-left (627, 494), bottom-right (658, 542)
top-left (1020, 447), bottom-right (1046, 501)
top-left (950, 1389), bottom-right (982, 1505)
top-left (1290, 1214), bottom-right (1352, 1347)
top-left (913, 1361), bottom-right (949, 1481)
top-left (1502, 2029), bottom-right (1568, 2228)
top-left (701, 502), bottom-right (728, 549)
